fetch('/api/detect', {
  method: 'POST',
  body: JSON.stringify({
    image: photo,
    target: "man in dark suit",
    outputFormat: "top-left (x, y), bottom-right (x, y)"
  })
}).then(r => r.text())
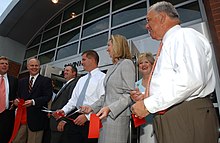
top-left (13, 57), bottom-right (52, 143)
top-left (50, 64), bottom-right (80, 143)
top-left (0, 56), bottom-right (18, 143)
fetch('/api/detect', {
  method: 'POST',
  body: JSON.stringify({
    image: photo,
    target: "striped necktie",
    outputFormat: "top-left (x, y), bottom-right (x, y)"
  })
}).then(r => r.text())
top-left (0, 75), bottom-right (6, 113)
top-left (29, 76), bottom-right (34, 93)
top-left (145, 42), bottom-right (163, 97)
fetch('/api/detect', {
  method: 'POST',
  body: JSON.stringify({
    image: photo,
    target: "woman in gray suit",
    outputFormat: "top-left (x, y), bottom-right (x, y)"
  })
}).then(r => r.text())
top-left (82, 34), bottom-right (135, 143)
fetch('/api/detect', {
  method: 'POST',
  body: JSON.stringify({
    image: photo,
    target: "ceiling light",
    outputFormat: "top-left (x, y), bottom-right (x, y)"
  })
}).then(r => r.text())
top-left (52, 0), bottom-right (58, 4)
top-left (71, 12), bottom-right (77, 18)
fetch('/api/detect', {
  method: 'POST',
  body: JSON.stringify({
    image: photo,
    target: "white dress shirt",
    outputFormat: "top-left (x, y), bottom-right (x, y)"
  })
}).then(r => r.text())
top-left (62, 68), bottom-right (105, 120)
top-left (144, 25), bottom-right (216, 113)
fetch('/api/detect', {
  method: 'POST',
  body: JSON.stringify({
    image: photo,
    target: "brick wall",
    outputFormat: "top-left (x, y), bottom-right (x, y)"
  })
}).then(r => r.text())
top-left (8, 60), bottom-right (21, 78)
top-left (203, 0), bottom-right (220, 73)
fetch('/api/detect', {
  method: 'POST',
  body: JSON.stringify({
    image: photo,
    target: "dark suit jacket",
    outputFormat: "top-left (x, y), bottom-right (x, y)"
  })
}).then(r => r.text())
top-left (0, 75), bottom-right (18, 143)
top-left (50, 76), bottom-right (80, 131)
top-left (18, 74), bottom-right (52, 131)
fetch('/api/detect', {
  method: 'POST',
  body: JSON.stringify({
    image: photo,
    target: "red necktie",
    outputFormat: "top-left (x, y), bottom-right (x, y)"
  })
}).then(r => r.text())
top-left (0, 75), bottom-right (6, 113)
top-left (145, 42), bottom-right (163, 97)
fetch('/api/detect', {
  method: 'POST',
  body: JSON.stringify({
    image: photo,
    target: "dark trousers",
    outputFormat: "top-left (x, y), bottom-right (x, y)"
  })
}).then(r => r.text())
top-left (0, 110), bottom-right (15, 143)
top-left (61, 113), bottom-right (98, 143)
top-left (153, 96), bottom-right (219, 143)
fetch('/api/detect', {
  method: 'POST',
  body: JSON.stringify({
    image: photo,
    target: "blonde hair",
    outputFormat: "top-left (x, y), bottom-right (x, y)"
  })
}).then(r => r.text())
top-left (109, 35), bottom-right (131, 63)
top-left (138, 52), bottom-right (155, 65)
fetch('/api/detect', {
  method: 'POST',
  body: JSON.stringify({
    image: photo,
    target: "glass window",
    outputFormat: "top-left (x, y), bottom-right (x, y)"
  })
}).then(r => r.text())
top-left (84, 3), bottom-right (109, 23)
top-left (42, 26), bottom-right (59, 41)
top-left (112, 0), bottom-right (140, 11)
top-left (177, 2), bottom-right (201, 23)
top-left (150, 0), bottom-right (186, 6)
top-left (82, 17), bottom-right (109, 37)
top-left (112, 2), bottom-right (146, 27)
top-left (44, 14), bottom-right (62, 30)
top-left (29, 34), bottom-right (41, 47)
top-left (80, 32), bottom-right (108, 53)
top-left (58, 28), bottom-right (80, 46)
top-left (112, 19), bottom-right (147, 39)
top-left (63, 0), bottom-right (83, 21)
top-left (61, 15), bottom-right (82, 33)
top-left (85, 0), bottom-right (108, 10)
top-left (25, 46), bottom-right (39, 59)
top-left (21, 60), bottom-right (27, 71)
top-left (56, 43), bottom-right (78, 60)
top-left (40, 38), bottom-right (57, 53)
top-left (39, 51), bottom-right (55, 65)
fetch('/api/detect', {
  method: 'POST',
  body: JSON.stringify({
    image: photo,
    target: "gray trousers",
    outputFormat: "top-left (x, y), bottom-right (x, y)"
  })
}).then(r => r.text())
top-left (153, 96), bottom-right (219, 143)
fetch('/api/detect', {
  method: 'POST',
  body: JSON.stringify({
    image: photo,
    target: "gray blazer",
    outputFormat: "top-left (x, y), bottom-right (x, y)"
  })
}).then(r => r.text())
top-left (91, 59), bottom-right (135, 143)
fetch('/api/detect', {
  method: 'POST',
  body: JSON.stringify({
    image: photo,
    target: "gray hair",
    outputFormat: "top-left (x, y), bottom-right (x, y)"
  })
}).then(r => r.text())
top-left (149, 1), bottom-right (179, 19)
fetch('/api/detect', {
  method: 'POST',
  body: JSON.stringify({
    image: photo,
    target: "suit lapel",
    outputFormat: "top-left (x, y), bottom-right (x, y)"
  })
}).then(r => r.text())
top-left (104, 59), bottom-right (123, 86)
top-left (53, 81), bottom-right (70, 102)
top-left (31, 75), bottom-right (41, 93)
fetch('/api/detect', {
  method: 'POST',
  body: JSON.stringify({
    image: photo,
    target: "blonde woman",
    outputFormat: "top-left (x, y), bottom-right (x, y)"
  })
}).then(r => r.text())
top-left (81, 35), bottom-right (135, 143)
top-left (135, 53), bottom-right (156, 143)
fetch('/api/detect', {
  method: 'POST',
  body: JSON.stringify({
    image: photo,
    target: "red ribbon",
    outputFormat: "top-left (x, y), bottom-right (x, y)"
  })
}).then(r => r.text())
top-left (8, 99), bottom-right (27, 143)
top-left (88, 113), bottom-right (102, 138)
top-left (132, 114), bottom-right (146, 128)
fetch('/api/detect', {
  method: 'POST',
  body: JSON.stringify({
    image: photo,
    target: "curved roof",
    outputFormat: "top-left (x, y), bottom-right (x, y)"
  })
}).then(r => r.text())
top-left (0, 0), bottom-right (74, 46)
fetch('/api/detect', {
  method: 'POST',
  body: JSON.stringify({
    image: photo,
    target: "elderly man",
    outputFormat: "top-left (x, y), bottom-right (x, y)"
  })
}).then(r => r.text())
top-left (131, 1), bottom-right (219, 143)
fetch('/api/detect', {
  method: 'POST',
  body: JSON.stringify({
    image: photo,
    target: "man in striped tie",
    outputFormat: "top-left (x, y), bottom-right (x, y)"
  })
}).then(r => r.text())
top-left (12, 57), bottom-right (52, 143)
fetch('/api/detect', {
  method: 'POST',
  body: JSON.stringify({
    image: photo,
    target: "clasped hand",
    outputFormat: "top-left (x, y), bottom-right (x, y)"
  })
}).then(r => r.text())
top-left (80, 106), bottom-right (110, 120)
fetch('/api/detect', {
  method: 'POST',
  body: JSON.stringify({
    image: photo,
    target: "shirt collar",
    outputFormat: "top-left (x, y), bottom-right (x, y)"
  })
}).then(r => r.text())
top-left (30, 73), bottom-right (39, 80)
top-left (162, 25), bottom-right (181, 44)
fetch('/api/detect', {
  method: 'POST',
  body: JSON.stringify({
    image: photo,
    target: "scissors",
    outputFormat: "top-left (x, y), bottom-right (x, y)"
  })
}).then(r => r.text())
top-left (41, 106), bottom-right (55, 113)
top-left (66, 108), bottom-right (82, 117)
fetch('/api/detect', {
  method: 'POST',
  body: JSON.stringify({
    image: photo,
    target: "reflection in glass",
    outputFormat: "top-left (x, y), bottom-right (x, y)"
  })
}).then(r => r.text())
top-left (40, 38), bottom-right (57, 53)
top-left (85, 0), bottom-right (108, 10)
top-left (150, 0), bottom-right (186, 6)
top-left (63, 1), bottom-right (83, 21)
top-left (39, 51), bottom-right (55, 65)
top-left (44, 14), bottom-right (62, 30)
top-left (25, 46), bottom-right (39, 59)
top-left (80, 32), bottom-right (108, 53)
top-left (112, 20), bottom-right (147, 39)
top-left (59, 29), bottom-right (80, 46)
top-left (56, 43), bottom-right (78, 60)
top-left (21, 60), bottom-right (27, 71)
top-left (61, 15), bottom-right (82, 33)
top-left (112, 2), bottom-right (146, 27)
top-left (84, 3), bottom-right (109, 23)
top-left (42, 26), bottom-right (59, 41)
top-left (83, 17), bottom-right (109, 37)
top-left (29, 34), bottom-right (41, 47)
top-left (177, 2), bottom-right (201, 23)
top-left (112, 0), bottom-right (140, 11)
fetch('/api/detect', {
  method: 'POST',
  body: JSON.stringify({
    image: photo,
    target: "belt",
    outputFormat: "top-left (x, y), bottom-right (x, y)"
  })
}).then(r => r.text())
top-left (156, 94), bottom-right (212, 115)
top-left (157, 109), bottom-right (167, 115)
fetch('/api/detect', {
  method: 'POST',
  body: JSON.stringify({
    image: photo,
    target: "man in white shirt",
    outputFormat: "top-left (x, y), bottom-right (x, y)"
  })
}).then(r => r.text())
top-left (131, 1), bottom-right (219, 143)
top-left (54, 50), bottom-right (105, 143)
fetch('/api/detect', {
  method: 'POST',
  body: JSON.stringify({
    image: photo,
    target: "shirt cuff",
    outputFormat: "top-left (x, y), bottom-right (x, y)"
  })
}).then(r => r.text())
top-left (32, 99), bottom-right (35, 106)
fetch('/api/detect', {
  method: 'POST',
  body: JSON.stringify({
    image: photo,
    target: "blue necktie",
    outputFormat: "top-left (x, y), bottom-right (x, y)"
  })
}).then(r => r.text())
top-left (76, 73), bottom-right (91, 109)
